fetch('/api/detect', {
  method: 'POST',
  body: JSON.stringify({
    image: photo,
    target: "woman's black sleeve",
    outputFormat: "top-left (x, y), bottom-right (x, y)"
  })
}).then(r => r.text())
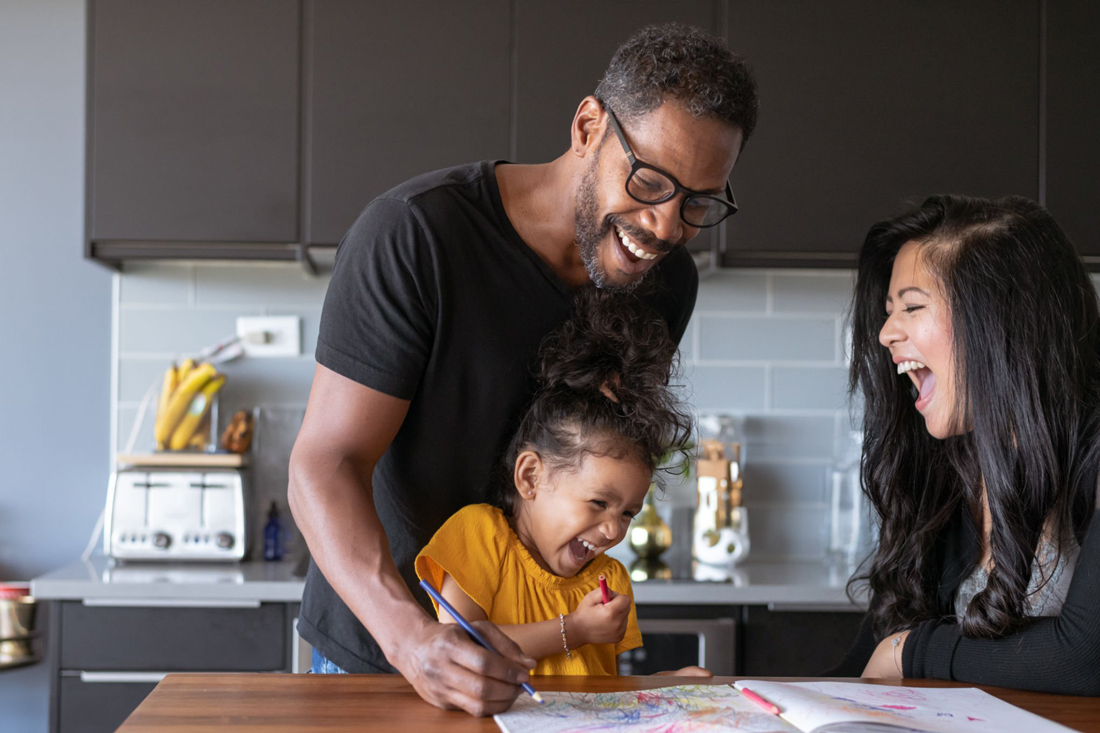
top-left (902, 515), bottom-right (1100, 695)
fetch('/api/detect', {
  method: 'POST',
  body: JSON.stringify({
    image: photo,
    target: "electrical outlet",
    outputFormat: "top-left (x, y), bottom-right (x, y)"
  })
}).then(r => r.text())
top-left (236, 316), bottom-right (301, 358)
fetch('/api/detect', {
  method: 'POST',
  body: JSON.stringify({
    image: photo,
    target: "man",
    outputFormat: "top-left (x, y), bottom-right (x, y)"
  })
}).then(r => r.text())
top-left (289, 23), bottom-right (758, 716)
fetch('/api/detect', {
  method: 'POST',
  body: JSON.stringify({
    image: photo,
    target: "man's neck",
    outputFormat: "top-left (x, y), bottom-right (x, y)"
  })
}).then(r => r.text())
top-left (495, 156), bottom-right (591, 287)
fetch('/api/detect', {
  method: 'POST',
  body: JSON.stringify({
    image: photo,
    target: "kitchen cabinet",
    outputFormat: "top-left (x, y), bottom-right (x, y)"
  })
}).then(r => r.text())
top-left (513, 0), bottom-right (722, 256)
top-left (86, 0), bottom-right (300, 262)
top-left (304, 0), bottom-right (512, 245)
top-left (722, 1), bottom-right (1041, 267)
top-left (739, 605), bottom-right (865, 676)
top-left (46, 600), bottom-right (300, 733)
top-left (1045, 0), bottom-right (1100, 262)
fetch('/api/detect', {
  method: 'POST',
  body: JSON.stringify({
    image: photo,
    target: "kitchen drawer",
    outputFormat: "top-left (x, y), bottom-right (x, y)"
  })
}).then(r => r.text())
top-left (59, 600), bottom-right (286, 671)
top-left (58, 675), bottom-right (158, 733)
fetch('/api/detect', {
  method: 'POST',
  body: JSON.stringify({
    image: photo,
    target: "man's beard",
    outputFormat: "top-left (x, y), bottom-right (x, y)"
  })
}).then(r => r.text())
top-left (574, 154), bottom-right (643, 294)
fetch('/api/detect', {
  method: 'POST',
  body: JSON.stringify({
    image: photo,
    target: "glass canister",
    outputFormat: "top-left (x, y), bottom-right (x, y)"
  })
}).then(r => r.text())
top-left (827, 430), bottom-right (878, 567)
top-left (693, 415), bottom-right (750, 565)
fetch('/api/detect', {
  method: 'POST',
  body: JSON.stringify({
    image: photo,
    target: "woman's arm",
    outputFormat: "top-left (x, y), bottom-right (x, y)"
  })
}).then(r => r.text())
top-left (902, 516), bottom-right (1100, 695)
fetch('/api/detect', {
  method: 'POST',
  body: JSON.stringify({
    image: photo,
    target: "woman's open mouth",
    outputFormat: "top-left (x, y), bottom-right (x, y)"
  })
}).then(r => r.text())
top-left (898, 360), bottom-right (935, 411)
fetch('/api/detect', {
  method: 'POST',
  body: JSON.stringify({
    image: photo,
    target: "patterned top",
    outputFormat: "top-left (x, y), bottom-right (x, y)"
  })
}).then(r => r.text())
top-left (954, 535), bottom-right (1081, 619)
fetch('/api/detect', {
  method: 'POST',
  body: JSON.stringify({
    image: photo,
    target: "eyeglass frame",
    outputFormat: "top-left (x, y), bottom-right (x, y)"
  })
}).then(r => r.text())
top-left (601, 103), bottom-right (738, 229)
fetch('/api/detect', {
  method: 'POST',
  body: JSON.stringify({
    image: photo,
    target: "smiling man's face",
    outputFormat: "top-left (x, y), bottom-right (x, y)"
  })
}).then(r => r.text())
top-left (574, 102), bottom-right (743, 291)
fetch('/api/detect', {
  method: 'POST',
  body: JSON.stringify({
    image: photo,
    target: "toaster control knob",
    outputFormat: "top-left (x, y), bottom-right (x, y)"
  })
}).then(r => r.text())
top-left (216, 532), bottom-right (235, 550)
top-left (153, 532), bottom-right (171, 549)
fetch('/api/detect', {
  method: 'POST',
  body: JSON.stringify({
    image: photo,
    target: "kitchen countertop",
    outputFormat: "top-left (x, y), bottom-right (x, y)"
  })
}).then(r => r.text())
top-left (32, 553), bottom-right (864, 609)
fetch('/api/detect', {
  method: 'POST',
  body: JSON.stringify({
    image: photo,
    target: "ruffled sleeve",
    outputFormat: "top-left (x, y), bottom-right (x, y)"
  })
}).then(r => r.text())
top-left (415, 504), bottom-right (509, 617)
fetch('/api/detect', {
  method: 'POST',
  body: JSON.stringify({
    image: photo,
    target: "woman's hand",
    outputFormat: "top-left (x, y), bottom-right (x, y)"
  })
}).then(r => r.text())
top-left (568, 587), bottom-right (631, 647)
top-left (652, 666), bottom-right (713, 677)
top-left (862, 630), bottom-right (910, 678)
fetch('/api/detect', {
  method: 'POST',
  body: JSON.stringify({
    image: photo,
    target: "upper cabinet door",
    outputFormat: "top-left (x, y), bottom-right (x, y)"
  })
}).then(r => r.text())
top-left (724, 1), bottom-right (1041, 266)
top-left (513, 1), bottom-right (721, 253)
top-left (1046, 0), bottom-right (1100, 260)
top-left (305, 0), bottom-right (512, 245)
top-left (88, 0), bottom-right (300, 243)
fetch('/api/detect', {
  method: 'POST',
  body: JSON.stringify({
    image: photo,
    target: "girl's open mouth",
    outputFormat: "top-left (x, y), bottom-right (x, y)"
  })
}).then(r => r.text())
top-left (568, 538), bottom-right (590, 565)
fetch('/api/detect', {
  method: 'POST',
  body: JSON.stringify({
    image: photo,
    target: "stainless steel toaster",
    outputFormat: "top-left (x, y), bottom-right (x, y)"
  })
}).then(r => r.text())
top-left (104, 469), bottom-right (250, 561)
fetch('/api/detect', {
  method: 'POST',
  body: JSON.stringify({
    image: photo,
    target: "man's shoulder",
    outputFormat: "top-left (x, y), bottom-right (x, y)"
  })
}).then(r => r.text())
top-left (377, 160), bottom-right (493, 209)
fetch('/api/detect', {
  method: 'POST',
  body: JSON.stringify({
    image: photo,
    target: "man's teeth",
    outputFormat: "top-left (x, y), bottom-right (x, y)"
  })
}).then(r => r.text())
top-left (897, 360), bottom-right (927, 375)
top-left (617, 227), bottom-right (656, 260)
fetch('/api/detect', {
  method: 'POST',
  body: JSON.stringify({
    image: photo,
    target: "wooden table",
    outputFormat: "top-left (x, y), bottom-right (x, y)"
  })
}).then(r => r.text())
top-left (118, 674), bottom-right (1098, 732)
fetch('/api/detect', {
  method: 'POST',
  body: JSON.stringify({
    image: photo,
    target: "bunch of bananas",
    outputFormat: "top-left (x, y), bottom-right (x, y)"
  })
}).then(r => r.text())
top-left (154, 358), bottom-right (227, 451)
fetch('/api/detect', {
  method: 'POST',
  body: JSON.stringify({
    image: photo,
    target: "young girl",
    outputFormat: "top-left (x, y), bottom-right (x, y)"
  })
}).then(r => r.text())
top-left (829, 195), bottom-right (1100, 695)
top-left (415, 289), bottom-right (693, 675)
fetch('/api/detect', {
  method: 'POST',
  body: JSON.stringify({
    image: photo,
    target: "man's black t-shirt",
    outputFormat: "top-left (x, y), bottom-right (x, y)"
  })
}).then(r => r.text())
top-left (297, 160), bottom-right (698, 672)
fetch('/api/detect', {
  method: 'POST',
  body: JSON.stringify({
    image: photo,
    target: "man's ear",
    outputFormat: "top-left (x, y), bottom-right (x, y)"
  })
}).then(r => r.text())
top-left (570, 96), bottom-right (606, 158)
top-left (514, 449), bottom-right (544, 500)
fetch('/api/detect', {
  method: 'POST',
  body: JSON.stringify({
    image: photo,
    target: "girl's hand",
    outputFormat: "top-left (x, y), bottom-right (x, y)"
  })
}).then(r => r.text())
top-left (862, 631), bottom-right (910, 678)
top-left (568, 587), bottom-right (631, 647)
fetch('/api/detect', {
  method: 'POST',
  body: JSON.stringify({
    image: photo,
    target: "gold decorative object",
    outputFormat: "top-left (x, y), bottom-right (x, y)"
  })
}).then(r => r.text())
top-left (629, 556), bottom-right (672, 582)
top-left (628, 485), bottom-right (673, 560)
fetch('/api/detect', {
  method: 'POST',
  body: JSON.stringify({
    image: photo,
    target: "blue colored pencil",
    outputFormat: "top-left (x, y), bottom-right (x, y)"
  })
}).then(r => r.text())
top-left (418, 578), bottom-right (545, 704)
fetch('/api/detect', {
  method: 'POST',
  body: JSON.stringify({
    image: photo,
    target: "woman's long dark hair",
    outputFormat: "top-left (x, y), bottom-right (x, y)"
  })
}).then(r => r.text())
top-left (488, 287), bottom-right (693, 517)
top-left (850, 195), bottom-right (1100, 639)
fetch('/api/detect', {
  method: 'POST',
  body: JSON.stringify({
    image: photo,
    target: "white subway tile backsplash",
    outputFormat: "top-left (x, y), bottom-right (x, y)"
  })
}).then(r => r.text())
top-left (698, 315), bottom-right (838, 362)
top-left (195, 263), bottom-right (331, 306)
top-left (119, 307), bottom-right (259, 355)
top-left (683, 364), bottom-right (767, 411)
top-left (771, 366), bottom-right (850, 411)
top-left (694, 271), bottom-right (768, 312)
top-left (119, 263), bottom-right (193, 305)
top-left (772, 272), bottom-right (855, 314)
top-left (115, 264), bottom-right (862, 560)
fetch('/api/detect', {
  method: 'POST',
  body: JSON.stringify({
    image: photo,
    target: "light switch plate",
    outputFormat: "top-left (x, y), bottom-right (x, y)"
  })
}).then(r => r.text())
top-left (236, 316), bottom-right (301, 358)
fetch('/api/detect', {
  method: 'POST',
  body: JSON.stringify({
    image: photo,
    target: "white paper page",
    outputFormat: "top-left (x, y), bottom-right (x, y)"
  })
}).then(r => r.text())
top-left (494, 684), bottom-right (800, 733)
top-left (735, 681), bottom-right (1075, 733)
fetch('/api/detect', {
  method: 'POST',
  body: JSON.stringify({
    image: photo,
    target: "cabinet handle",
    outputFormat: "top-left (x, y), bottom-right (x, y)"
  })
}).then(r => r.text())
top-left (81, 598), bottom-right (261, 609)
top-left (79, 672), bottom-right (168, 684)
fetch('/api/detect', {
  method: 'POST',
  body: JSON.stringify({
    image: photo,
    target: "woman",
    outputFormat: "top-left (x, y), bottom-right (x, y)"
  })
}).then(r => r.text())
top-left (827, 195), bottom-right (1100, 695)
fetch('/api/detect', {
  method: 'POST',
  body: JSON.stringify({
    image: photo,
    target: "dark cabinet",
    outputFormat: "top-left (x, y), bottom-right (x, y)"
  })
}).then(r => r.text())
top-left (87, 0), bottom-right (300, 256)
top-left (304, 0), bottom-right (512, 245)
top-left (723, 1), bottom-right (1041, 267)
top-left (47, 600), bottom-right (299, 733)
top-left (513, 1), bottom-right (722, 255)
top-left (739, 605), bottom-right (865, 676)
top-left (1046, 0), bottom-right (1100, 261)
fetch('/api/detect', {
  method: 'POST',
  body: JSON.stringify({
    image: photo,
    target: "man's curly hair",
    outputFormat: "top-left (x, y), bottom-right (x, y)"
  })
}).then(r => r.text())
top-left (489, 288), bottom-right (693, 517)
top-left (595, 23), bottom-right (758, 142)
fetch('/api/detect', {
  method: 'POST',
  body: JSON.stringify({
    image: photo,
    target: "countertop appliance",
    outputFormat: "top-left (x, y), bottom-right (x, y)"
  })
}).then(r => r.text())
top-left (104, 468), bottom-right (250, 561)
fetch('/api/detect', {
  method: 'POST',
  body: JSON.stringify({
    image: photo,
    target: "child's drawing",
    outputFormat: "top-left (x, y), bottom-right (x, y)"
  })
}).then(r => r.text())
top-left (494, 684), bottom-right (798, 733)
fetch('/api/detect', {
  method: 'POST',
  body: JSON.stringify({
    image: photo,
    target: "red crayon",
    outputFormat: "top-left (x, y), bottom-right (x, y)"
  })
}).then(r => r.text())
top-left (598, 574), bottom-right (611, 604)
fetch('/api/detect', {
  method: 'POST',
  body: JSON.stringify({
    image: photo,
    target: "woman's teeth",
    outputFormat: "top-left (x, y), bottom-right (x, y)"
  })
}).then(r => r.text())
top-left (617, 227), bottom-right (656, 260)
top-left (897, 360), bottom-right (926, 375)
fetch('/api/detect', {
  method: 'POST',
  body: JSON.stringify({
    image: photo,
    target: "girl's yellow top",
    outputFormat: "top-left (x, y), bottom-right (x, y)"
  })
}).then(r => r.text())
top-left (414, 503), bottom-right (642, 675)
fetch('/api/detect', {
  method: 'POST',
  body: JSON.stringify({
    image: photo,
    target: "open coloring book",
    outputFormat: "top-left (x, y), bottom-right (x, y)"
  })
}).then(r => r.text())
top-left (494, 681), bottom-right (1075, 733)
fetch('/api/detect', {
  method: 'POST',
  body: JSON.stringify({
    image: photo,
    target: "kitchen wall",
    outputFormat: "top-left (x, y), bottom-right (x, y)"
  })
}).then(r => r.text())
top-left (1, 0), bottom-right (111, 729)
top-left (114, 264), bottom-right (857, 562)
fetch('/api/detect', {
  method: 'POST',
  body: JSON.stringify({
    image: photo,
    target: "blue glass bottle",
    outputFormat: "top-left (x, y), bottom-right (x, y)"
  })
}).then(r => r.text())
top-left (263, 501), bottom-right (285, 561)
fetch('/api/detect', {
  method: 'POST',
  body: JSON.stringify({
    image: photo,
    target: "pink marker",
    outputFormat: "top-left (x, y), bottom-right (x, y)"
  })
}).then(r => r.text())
top-left (598, 574), bottom-right (611, 604)
top-left (740, 687), bottom-right (780, 716)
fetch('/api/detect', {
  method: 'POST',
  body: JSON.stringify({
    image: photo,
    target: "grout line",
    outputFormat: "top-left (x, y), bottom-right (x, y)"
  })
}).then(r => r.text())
top-left (694, 310), bottom-right (838, 320)
top-left (765, 273), bottom-right (775, 314)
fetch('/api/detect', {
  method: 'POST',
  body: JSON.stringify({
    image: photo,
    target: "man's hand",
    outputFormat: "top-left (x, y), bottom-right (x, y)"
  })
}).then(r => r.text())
top-left (568, 587), bottom-right (631, 647)
top-left (392, 619), bottom-right (537, 717)
top-left (862, 630), bottom-right (909, 678)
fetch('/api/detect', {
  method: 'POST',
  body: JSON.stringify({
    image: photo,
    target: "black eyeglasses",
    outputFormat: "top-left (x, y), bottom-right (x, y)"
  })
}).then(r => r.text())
top-left (603, 105), bottom-right (738, 228)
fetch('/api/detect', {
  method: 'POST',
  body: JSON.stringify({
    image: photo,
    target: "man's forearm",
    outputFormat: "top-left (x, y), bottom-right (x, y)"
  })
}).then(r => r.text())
top-left (289, 452), bottom-right (430, 661)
